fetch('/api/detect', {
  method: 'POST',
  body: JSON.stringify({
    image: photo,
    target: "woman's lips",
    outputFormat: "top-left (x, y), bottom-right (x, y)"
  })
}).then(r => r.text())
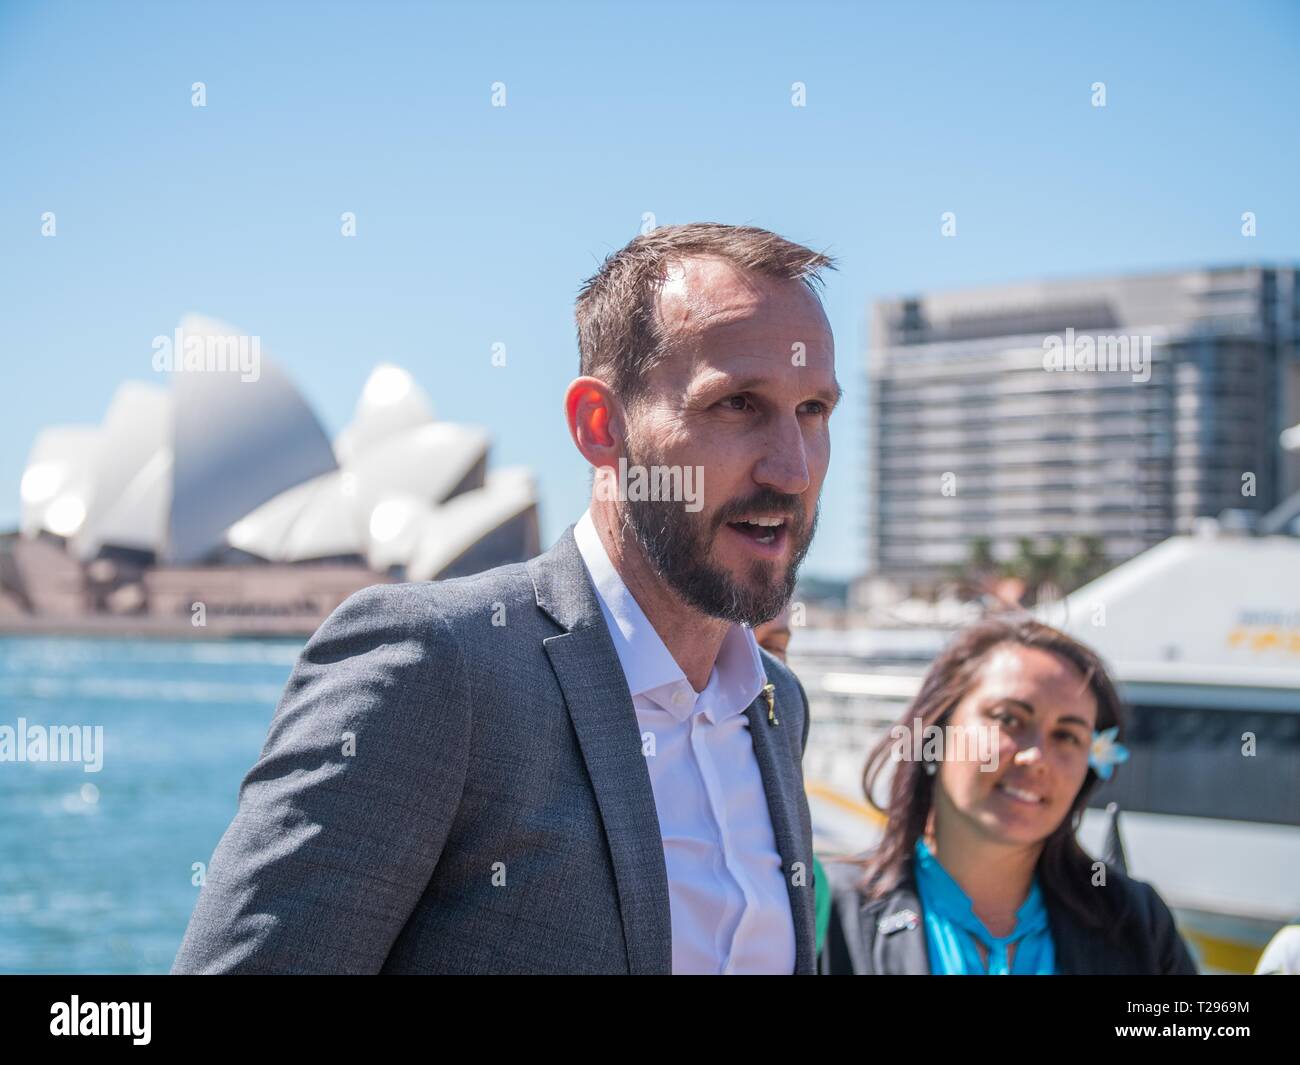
top-left (995, 781), bottom-right (1046, 805)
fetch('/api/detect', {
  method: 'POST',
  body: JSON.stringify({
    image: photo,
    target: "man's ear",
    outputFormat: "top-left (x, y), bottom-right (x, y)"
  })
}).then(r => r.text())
top-left (565, 376), bottom-right (624, 465)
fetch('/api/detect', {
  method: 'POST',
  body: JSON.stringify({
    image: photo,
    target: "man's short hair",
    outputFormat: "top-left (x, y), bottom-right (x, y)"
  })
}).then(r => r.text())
top-left (575, 222), bottom-right (835, 405)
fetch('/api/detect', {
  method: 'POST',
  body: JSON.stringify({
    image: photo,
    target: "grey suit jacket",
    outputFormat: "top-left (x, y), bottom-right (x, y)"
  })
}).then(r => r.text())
top-left (172, 524), bottom-right (817, 974)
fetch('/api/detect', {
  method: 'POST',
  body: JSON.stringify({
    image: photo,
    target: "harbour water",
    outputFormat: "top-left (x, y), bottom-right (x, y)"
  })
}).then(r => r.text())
top-left (0, 636), bottom-right (304, 974)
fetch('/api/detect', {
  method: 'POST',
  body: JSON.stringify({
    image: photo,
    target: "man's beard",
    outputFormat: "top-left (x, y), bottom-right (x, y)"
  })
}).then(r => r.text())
top-left (617, 441), bottom-right (819, 627)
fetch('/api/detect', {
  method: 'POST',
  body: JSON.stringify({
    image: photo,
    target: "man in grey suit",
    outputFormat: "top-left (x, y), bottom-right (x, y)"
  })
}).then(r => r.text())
top-left (172, 222), bottom-right (840, 974)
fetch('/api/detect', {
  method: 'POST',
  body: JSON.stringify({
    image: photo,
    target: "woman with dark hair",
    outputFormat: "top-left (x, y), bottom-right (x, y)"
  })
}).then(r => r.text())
top-left (817, 617), bottom-right (1197, 975)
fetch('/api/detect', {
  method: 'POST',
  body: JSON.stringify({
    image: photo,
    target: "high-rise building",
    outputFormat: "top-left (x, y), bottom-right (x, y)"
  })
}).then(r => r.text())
top-left (866, 265), bottom-right (1300, 591)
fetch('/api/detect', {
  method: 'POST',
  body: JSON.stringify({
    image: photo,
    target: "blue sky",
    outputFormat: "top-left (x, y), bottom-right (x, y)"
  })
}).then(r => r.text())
top-left (2, 0), bottom-right (1297, 579)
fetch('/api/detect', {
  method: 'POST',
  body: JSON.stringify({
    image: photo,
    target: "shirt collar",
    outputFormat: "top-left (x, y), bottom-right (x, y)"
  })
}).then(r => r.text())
top-left (573, 508), bottom-right (766, 723)
top-left (913, 837), bottom-right (1048, 942)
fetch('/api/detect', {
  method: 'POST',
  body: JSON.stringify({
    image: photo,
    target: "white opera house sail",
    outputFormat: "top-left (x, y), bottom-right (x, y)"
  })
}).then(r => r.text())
top-left (2, 315), bottom-right (540, 634)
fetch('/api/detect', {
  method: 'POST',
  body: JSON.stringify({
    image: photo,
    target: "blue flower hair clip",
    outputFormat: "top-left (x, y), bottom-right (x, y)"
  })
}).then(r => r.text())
top-left (1089, 726), bottom-right (1130, 780)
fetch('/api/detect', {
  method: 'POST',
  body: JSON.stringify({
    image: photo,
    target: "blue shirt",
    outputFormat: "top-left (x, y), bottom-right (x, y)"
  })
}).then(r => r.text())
top-left (913, 838), bottom-right (1055, 975)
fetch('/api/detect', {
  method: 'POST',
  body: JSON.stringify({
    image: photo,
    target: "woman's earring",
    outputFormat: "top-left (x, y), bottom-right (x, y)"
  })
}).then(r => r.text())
top-left (924, 762), bottom-right (938, 776)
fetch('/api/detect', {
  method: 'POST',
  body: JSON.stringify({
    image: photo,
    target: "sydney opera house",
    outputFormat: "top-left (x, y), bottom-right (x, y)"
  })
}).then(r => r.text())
top-left (0, 315), bottom-right (540, 635)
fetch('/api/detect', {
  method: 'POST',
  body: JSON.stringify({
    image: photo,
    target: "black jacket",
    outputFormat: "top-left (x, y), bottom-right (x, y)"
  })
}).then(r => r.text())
top-left (817, 858), bottom-right (1198, 975)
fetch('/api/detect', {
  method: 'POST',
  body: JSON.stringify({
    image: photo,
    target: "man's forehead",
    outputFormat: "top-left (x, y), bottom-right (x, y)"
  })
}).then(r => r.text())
top-left (654, 255), bottom-right (828, 337)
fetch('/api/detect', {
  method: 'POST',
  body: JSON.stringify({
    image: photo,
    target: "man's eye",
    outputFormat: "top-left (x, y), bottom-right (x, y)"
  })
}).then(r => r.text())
top-left (801, 401), bottom-right (827, 416)
top-left (721, 395), bottom-right (751, 411)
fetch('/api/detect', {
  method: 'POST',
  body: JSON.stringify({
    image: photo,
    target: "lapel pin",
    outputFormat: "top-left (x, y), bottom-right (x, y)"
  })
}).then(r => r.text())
top-left (877, 909), bottom-right (920, 935)
top-left (762, 681), bottom-right (778, 726)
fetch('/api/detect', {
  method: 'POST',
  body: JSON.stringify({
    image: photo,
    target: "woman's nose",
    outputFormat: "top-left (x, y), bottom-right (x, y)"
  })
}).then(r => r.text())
top-left (1013, 745), bottom-right (1043, 766)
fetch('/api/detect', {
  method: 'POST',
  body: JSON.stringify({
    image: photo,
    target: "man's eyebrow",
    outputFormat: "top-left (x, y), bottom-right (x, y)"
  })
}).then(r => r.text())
top-left (700, 375), bottom-right (843, 406)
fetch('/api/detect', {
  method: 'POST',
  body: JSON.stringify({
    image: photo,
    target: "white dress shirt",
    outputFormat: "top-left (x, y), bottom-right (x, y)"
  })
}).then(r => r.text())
top-left (573, 509), bottom-right (796, 974)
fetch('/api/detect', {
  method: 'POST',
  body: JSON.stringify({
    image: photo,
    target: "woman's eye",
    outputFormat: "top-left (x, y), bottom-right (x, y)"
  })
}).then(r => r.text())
top-left (1057, 732), bottom-right (1082, 746)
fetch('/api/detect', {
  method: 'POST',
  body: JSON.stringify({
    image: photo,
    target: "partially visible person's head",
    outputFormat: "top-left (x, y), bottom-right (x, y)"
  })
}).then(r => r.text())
top-left (566, 223), bottom-right (839, 626)
top-left (855, 617), bottom-right (1126, 928)
top-left (753, 606), bottom-right (792, 662)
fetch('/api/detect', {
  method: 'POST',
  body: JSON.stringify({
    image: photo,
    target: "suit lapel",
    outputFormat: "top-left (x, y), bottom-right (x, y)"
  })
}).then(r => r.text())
top-left (869, 887), bottom-right (931, 974)
top-left (743, 693), bottom-right (816, 974)
top-left (1046, 895), bottom-right (1100, 975)
top-left (529, 528), bottom-right (672, 975)
top-left (529, 525), bottom-right (818, 975)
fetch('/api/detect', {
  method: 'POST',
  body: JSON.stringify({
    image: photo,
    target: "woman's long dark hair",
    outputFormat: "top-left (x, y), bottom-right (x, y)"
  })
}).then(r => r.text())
top-left (845, 616), bottom-right (1127, 933)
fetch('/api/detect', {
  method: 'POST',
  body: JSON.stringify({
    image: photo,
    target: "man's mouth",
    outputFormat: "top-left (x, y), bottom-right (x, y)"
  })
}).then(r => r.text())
top-left (722, 514), bottom-right (790, 553)
top-left (995, 781), bottom-right (1046, 806)
top-left (725, 515), bottom-right (788, 546)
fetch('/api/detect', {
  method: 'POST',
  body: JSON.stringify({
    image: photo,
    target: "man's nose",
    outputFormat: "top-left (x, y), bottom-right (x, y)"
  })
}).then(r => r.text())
top-left (753, 417), bottom-right (811, 496)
